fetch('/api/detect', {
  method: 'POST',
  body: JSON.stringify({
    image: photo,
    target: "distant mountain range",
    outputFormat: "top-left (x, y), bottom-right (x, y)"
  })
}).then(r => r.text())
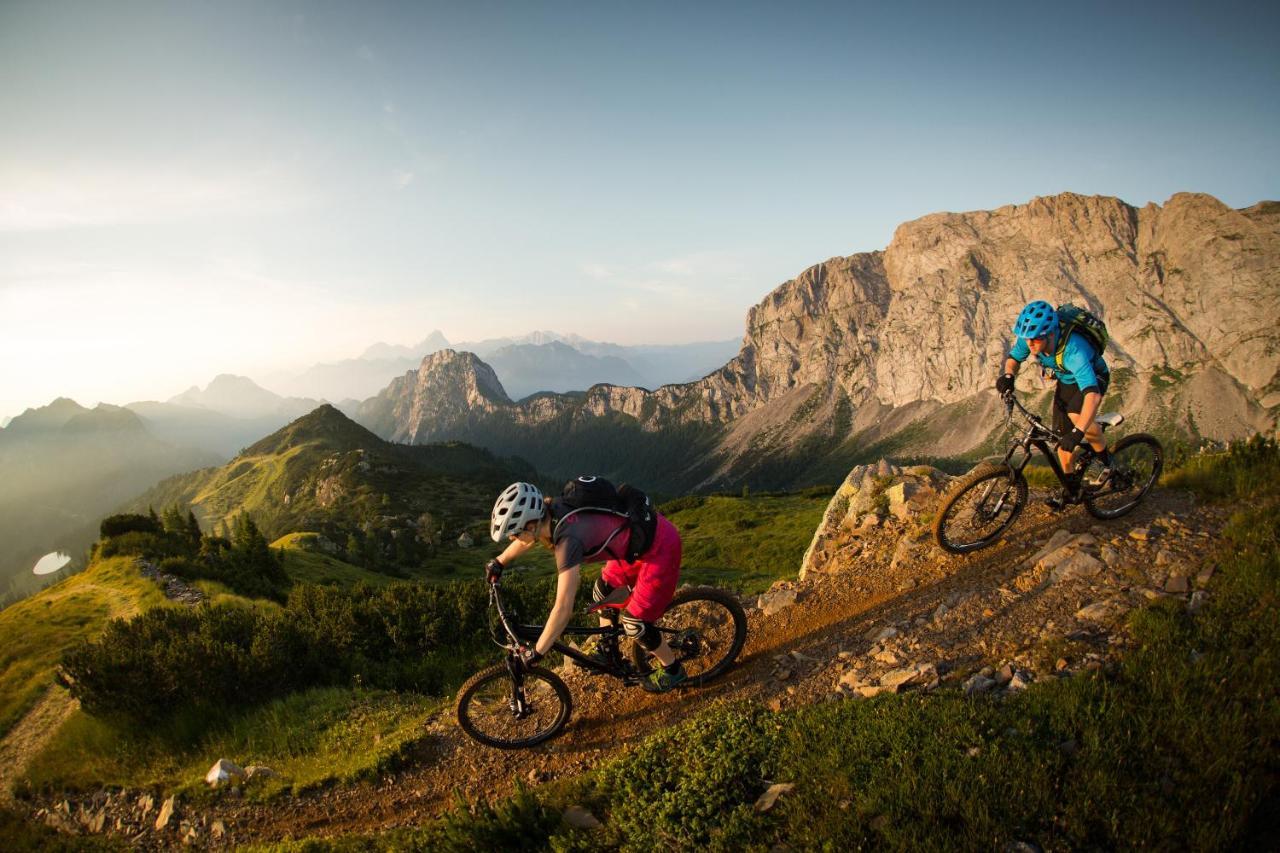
top-left (125, 374), bottom-right (324, 457)
top-left (265, 331), bottom-right (739, 403)
top-left (0, 400), bottom-right (219, 599)
top-left (354, 192), bottom-right (1280, 493)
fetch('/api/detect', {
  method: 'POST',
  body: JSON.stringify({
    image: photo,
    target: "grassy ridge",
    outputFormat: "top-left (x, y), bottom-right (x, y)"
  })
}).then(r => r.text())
top-left (272, 534), bottom-right (397, 588)
top-left (266, 439), bottom-right (1279, 851)
top-left (660, 491), bottom-right (829, 593)
top-left (21, 688), bottom-right (436, 801)
top-left (0, 557), bottom-right (170, 738)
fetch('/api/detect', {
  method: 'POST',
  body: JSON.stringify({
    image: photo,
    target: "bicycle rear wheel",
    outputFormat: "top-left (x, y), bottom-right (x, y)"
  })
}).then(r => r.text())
top-left (1084, 433), bottom-right (1163, 520)
top-left (933, 464), bottom-right (1028, 554)
top-left (455, 663), bottom-right (572, 749)
top-left (630, 586), bottom-right (747, 686)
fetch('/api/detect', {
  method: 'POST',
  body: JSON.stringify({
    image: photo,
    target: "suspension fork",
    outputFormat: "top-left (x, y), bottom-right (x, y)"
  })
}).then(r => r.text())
top-left (504, 653), bottom-right (534, 717)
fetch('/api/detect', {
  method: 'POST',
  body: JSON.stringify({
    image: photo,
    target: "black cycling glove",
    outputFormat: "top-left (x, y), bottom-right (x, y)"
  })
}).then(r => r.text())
top-left (485, 558), bottom-right (504, 583)
top-left (1060, 426), bottom-right (1085, 452)
top-left (516, 645), bottom-right (543, 669)
top-left (995, 373), bottom-right (1015, 396)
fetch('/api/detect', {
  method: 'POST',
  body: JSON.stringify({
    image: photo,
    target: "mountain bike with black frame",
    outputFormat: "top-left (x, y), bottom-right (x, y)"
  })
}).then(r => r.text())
top-left (932, 391), bottom-right (1163, 554)
top-left (455, 571), bottom-right (747, 749)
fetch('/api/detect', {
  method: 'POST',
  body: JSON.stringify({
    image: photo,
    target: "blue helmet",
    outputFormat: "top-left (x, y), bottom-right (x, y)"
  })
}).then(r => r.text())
top-left (1013, 300), bottom-right (1057, 340)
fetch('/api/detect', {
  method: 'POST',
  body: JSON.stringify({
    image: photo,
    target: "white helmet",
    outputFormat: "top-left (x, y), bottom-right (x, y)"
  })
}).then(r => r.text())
top-left (490, 482), bottom-right (545, 542)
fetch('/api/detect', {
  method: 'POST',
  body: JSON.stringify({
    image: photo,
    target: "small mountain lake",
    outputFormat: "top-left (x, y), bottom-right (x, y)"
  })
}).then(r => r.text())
top-left (33, 552), bottom-right (72, 575)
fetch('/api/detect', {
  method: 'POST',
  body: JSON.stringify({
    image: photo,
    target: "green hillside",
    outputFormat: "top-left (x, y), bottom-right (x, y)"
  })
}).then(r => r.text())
top-left (0, 556), bottom-right (171, 737)
top-left (661, 490), bottom-right (831, 593)
top-left (272, 534), bottom-right (397, 587)
top-left (131, 405), bottom-right (539, 578)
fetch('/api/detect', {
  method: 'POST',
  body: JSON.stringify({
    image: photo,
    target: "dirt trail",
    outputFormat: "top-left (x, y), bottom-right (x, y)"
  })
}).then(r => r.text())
top-left (198, 487), bottom-right (1217, 846)
top-left (0, 687), bottom-right (76, 806)
top-left (20, 486), bottom-right (1222, 847)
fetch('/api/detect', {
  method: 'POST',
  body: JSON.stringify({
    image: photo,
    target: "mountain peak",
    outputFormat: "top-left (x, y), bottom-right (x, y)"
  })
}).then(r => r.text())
top-left (359, 331), bottom-right (450, 362)
top-left (169, 374), bottom-right (319, 420)
top-left (241, 404), bottom-right (382, 458)
top-left (4, 397), bottom-right (90, 433)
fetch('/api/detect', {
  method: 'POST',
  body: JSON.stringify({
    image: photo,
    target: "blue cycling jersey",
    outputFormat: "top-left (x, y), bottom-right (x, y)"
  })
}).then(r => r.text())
top-left (1009, 330), bottom-right (1109, 392)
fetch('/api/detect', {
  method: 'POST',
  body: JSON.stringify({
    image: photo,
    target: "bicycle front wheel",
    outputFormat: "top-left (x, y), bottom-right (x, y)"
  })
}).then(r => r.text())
top-left (933, 464), bottom-right (1028, 554)
top-left (630, 586), bottom-right (747, 686)
top-left (455, 663), bottom-right (572, 749)
top-left (1084, 433), bottom-right (1163, 520)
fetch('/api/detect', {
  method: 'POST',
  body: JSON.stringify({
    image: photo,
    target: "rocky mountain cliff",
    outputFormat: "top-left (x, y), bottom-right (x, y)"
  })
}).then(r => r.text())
top-left (357, 193), bottom-right (1279, 492)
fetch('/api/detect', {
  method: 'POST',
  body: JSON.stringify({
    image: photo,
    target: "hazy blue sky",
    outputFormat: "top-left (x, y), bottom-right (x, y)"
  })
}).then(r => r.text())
top-left (2, 0), bottom-right (1277, 417)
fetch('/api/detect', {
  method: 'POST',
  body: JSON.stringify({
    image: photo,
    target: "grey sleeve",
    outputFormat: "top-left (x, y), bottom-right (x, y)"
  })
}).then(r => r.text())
top-left (555, 536), bottom-right (584, 571)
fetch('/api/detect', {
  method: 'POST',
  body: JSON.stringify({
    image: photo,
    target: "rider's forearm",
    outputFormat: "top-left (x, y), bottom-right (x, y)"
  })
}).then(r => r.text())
top-left (1077, 390), bottom-right (1101, 429)
top-left (535, 568), bottom-right (580, 655)
top-left (1002, 357), bottom-right (1020, 377)
top-left (497, 537), bottom-right (531, 566)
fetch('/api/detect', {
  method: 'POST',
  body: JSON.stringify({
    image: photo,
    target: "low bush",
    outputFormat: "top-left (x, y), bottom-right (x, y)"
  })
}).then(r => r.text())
top-left (99, 513), bottom-right (161, 539)
top-left (60, 575), bottom-right (556, 723)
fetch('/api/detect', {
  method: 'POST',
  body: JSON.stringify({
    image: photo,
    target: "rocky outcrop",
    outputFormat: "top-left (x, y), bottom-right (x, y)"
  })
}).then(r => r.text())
top-left (357, 193), bottom-right (1279, 491)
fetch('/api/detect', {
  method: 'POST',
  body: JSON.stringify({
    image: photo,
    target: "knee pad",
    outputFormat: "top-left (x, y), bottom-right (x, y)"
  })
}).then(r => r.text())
top-left (592, 577), bottom-right (613, 604)
top-left (621, 612), bottom-right (661, 650)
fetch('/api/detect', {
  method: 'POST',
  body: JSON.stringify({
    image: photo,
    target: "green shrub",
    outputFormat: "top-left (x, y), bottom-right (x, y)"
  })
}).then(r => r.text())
top-left (60, 575), bottom-right (557, 723)
top-left (99, 513), bottom-right (162, 539)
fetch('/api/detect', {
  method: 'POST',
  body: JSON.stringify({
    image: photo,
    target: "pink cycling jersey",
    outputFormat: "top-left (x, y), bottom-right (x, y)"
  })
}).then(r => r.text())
top-left (549, 502), bottom-right (681, 623)
top-left (600, 514), bottom-right (681, 623)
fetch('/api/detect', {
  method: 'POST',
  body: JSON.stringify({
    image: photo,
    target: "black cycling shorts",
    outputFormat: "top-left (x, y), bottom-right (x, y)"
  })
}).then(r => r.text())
top-left (1053, 373), bottom-right (1110, 435)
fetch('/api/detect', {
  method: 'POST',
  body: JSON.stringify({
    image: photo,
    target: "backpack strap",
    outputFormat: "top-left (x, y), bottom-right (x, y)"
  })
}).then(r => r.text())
top-left (553, 507), bottom-right (631, 561)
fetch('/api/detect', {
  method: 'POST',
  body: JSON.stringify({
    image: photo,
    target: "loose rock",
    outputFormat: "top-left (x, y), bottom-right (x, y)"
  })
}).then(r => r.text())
top-left (205, 758), bottom-right (245, 787)
top-left (562, 806), bottom-right (602, 829)
top-left (155, 796), bottom-right (177, 831)
top-left (754, 782), bottom-right (796, 813)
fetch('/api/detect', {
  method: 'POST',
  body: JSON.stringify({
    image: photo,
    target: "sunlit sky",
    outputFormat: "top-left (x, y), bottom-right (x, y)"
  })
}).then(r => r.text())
top-left (2, 0), bottom-right (1277, 420)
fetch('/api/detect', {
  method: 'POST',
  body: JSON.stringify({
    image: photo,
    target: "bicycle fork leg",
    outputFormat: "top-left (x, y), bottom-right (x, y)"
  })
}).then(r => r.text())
top-left (504, 656), bottom-right (532, 717)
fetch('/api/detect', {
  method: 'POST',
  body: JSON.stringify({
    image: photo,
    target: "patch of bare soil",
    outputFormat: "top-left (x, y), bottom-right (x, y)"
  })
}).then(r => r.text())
top-left (23, 486), bottom-right (1224, 849)
top-left (0, 687), bottom-right (76, 806)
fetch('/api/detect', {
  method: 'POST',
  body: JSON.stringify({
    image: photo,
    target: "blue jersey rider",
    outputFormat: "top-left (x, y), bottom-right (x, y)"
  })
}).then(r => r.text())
top-left (997, 300), bottom-right (1112, 508)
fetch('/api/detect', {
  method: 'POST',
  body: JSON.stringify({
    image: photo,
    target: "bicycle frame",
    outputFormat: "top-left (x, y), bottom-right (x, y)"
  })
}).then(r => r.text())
top-left (488, 579), bottom-right (648, 685)
top-left (999, 395), bottom-right (1097, 496)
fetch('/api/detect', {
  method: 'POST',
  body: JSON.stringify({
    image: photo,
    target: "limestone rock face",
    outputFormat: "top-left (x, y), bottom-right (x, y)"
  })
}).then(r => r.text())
top-left (358, 193), bottom-right (1279, 491)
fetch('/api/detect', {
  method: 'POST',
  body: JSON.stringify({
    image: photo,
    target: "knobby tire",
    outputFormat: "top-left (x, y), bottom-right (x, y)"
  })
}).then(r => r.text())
top-left (455, 663), bottom-right (572, 750)
top-left (1084, 433), bottom-right (1163, 520)
top-left (933, 464), bottom-right (1029, 554)
top-left (629, 585), bottom-right (748, 686)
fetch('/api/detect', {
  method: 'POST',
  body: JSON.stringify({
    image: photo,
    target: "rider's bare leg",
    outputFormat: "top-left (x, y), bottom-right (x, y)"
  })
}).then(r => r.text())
top-left (651, 638), bottom-right (675, 667)
top-left (1059, 412), bottom-right (1106, 474)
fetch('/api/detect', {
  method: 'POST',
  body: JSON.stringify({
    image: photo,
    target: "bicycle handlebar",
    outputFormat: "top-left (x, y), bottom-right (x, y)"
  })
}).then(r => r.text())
top-left (1002, 391), bottom-right (1065, 443)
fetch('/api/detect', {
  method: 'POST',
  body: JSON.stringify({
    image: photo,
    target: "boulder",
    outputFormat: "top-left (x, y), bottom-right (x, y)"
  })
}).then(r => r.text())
top-left (1075, 598), bottom-right (1125, 623)
top-left (963, 674), bottom-right (996, 696)
top-left (155, 795), bottom-right (176, 831)
top-left (1051, 551), bottom-right (1104, 582)
top-left (880, 664), bottom-right (926, 691)
top-left (245, 765), bottom-right (280, 781)
top-left (456, 532), bottom-right (475, 548)
top-left (758, 588), bottom-right (798, 616)
top-left (1165, 575), bottom-right (1189, 594)
top-left (205, 758), bottom-right (245, 787)
top-left (866, 625), bottom-right (899, 643)
top-left (1026, 529), bottom-right (1075, 567)
top-left (562, 806), bottom-right (602, 829)
top-left (754, 782), bottom-right (796, 813)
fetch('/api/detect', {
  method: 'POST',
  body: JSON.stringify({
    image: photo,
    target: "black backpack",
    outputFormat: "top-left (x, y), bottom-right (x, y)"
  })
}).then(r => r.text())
top-left (555, 475), bottom-right (658, 561)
